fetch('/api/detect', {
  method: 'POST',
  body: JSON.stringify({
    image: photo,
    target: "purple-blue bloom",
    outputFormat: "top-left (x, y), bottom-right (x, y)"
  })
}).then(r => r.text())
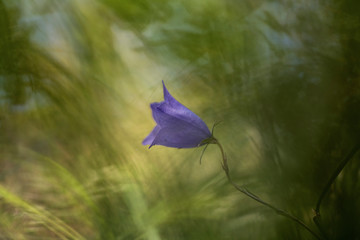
top-left (143, 81), bottom-right (212, 148)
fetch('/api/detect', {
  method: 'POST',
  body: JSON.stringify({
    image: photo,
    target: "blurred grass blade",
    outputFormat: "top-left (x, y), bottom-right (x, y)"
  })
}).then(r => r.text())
top-left (0, 184), bottom-right (85, 240)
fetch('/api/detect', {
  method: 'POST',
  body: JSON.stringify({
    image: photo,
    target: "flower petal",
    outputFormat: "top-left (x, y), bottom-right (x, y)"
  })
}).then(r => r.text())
top-left (150, 102), bottom-right (210, 138)
top-left (143, 81), bottom-right (212, 149)
top-left (160, 81), bottom-right (211, 135)
top-left (149, 105), bottom-right (211, 148)
top-left (142, 125), bottom-right (161, 146)
top-left (149, 121), bottom-right (210, 148)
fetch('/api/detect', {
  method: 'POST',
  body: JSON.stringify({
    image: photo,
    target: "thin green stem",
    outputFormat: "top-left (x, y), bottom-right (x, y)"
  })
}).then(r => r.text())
top-left (313, 143), bottom-right (360, 237)
top-left (212, 137), bottom-right (321, 240)
top-left (315, 144), bottom-right (359, 214)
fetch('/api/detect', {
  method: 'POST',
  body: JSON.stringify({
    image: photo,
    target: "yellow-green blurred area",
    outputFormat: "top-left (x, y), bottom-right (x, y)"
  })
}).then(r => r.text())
top-left (1, 0), bottom-right (360, 239)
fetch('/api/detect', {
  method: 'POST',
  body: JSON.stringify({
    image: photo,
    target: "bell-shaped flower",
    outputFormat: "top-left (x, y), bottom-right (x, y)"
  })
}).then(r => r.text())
top-left (143, 81), bottom-right (212, 148)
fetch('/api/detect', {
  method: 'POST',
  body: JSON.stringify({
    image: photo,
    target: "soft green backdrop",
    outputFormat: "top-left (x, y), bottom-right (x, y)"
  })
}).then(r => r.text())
top-left (0, 0), bottom-right (359, 239)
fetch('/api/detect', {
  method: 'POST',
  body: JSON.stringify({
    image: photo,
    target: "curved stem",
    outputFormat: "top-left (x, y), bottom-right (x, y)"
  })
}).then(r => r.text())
top-left (212, 138), bottom-right (321, 240)
top-left (315, 144), bottom-right (359, 214)
top-left (313, 143), bottom-right (360, 236)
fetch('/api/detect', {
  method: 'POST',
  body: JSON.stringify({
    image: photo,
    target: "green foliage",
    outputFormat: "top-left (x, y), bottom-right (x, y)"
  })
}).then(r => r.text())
top-left (0, 0), bottom-right (359, 239)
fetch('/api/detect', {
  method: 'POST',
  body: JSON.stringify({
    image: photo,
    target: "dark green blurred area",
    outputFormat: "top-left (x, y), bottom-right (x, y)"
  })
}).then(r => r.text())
top-left (0, 0), bottom-right (359, 239)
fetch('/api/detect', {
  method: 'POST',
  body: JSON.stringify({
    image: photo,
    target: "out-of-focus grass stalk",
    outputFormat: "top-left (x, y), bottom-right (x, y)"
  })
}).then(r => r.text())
top-left (0, 184), bottom-right (85, 240)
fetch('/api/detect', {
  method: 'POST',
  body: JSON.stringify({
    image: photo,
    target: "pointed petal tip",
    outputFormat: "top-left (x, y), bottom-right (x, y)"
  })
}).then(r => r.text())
top-left (142, 139), bottom-right (153, 149)
top-left (142, 138), bottom-right (153, 149)
top-left (162, 80), bottom-right (169, 99)
top-left (142, 139), bottom-right (149, 146)
top-left (162, 80), bottom-right (166, 91)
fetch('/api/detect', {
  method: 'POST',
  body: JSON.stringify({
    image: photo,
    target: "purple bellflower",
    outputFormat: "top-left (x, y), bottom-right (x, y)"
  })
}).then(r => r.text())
top-left (142, 83), bottom-right (320, 240)
top-left (142, 81), bottom-right (212, 148)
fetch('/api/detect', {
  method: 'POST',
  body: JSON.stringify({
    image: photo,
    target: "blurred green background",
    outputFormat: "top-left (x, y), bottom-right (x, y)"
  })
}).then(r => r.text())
top-left (1, 0), bottom-right (359, 239)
